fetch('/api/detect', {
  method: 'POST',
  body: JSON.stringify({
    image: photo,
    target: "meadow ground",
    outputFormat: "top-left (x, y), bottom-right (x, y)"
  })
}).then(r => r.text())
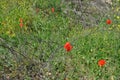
top-left (0, 0), bottom-right (120, 80)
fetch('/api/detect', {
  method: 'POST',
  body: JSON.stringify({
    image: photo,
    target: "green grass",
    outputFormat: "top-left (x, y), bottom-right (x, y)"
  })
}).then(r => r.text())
top-left (0, 0), bottom-right (120, 80)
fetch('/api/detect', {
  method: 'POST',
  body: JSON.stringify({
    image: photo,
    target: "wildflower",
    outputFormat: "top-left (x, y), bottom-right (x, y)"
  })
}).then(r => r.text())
top-left (6, 31), bottom-right (10, 35)
top-left (51, 7), bottom-right (55, 13)
top-left (11, 33), bottom-right (15, 37)
top-left (116, 8), bottom-right (119, 12)
top-left (117, 16), bottom-right (120, 19)
top-left (118, 25), bottom-right (120, 28)
top-left (19, 18), bottom-right (23, 23)
top-left (106, 19), bottom-right (112, 24)
top-left (64, 42), bottom-right (72, 52)
top-left (98, 59), bottom-right (106, 67)
top-left (108, 27), bottom-right (112, 30)
top-left (19, 23), bottom-right (23, 28)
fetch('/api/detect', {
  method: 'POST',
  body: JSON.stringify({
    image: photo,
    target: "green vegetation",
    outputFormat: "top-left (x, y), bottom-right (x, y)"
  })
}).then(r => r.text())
top-left (0, 0), bottom-right (120, 80)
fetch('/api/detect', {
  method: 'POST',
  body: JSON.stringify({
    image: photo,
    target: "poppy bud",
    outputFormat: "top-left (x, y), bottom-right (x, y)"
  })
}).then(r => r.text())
top-left (19, 18), bottom-right (23, 23)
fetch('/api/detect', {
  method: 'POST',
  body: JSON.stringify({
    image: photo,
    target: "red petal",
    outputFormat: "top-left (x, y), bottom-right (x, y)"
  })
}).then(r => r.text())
top-left (106, 19), bottom-right (112, 24)
top-left (98, 60), bottom-right (106, 67)
top-left (66, 45), bottom-right (72, 52)
top-left (20, 23), bottom-right (23, 28)
top-left (64, 42), bottom-right (72, 52)
top-left (64, 42), bottom-right (70, 48)
top-left (51, 8), bottom-right (54, 13)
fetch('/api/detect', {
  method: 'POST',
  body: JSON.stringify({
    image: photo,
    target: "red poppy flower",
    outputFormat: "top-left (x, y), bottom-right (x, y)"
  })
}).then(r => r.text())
top-left (64, 42), bottom-right (72, 52)
top-left (36, 8), bottom-right (40, 13)
top-left (98, 59), bottom-right (106, 67)
top-left (106, 19), bottom-right (112, 24)
top-left (51, 7), bottom-right (55, 13)
top-left (19, 23), bottom-right (23, 28)
top-left (19, 18), bottom-right (23, 23)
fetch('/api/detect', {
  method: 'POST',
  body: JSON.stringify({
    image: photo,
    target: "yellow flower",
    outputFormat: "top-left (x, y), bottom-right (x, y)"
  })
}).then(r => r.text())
top-left (117, 16), bottom-right (120, 19)
top-left (6, 31), bottom-right (10, 35)
top-left (116, 8), bottom-right (119, 12)
top-left (117, 25), bottom-right (120, 31)
top-left (118, 25), bottom-right (120, 28)
top-left (108, 27), bottom-right (112, 30)
top-left (6, 30), bottom-right (15, 37)
top-left (10, 33), bottom-right (15, 37)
